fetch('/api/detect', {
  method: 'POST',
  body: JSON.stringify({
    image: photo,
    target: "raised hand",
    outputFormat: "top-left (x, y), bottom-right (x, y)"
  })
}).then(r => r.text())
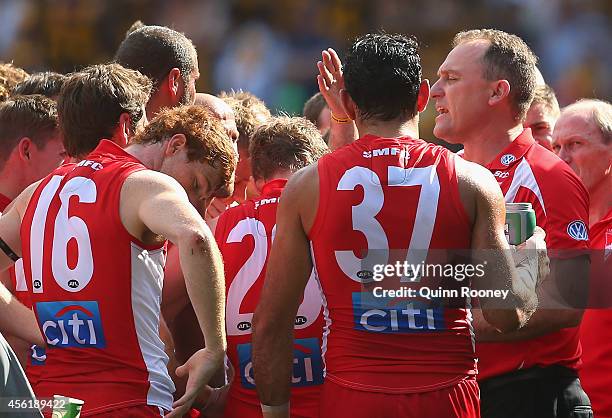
top-left (317, 48), bottom-right (348, 119)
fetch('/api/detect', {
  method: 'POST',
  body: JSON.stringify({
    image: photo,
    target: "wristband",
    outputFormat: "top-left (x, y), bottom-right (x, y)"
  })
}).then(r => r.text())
top-left (331, 112), bottom-right (352, 123)
top-left (0, 236), bottom-right (19, 262)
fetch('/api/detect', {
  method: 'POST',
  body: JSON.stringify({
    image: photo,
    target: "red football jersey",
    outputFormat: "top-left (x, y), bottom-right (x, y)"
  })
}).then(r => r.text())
top-left (309, 135), bottom-right (475, 393)
top-left (477, 130), bottom-right (590, 380)
top-left (579, 208), bottom-right (612, 417)
top-left (20, 140), bottom-right (174, 415)
top-left (215, 179), bottom-right (324, 418)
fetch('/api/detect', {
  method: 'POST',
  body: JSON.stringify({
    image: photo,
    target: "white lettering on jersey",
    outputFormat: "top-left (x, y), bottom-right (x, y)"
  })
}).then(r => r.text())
top-left (76, 160), bottom-right (103, 171)
top-left (335, 165), bottom-right (440, 283)
top-left (225, 218), bottom-right (322, 336)
top-left (362, 148), bottom-right (410, 160)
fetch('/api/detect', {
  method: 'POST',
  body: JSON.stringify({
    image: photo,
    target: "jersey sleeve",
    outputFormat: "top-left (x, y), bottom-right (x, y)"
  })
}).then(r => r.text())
top-left (540, 163), bottom-right (590, 258)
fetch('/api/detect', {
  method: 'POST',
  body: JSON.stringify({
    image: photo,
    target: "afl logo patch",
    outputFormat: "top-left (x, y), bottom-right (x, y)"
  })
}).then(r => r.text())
top-left (567, 220), bottom-right (588, 241)
top-left (500, 154), bottom-right (516, 166)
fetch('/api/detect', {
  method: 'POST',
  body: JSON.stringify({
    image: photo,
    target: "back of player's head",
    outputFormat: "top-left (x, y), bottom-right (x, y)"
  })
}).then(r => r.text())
top-left (453, 29), bottom-right (538, 121)
top-left (132, 105), bottom-right (237, 187)
top-left (12, 72), bottom-right (68, 98)
top-left (343, 33), bottom-right (422, 122)
top-left (250, 116), bottom-right (329, 181)
top-left (0, 62), bottom-right (29, 102)
top-left (303, 92), bottom-right (328, 126)
top-left (0, 94), bottom-right (58, 168)
top-left (530, 84), bottom-right (560, 118)
top-left (220, 90), bottom-right (271, 151)
top-left (115, 23), bottom-right (197, 88)
top-left (58, 63), bottom-right (152, 158)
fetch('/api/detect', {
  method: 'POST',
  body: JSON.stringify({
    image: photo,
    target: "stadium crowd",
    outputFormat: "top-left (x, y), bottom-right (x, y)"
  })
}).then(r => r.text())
top-left (0, 17), bottom-right (610, 418)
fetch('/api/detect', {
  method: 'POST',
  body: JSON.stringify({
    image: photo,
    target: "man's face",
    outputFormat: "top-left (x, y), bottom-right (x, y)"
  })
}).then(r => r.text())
top-left (160, 142), bottom-right (232, 215)
top-left (28, 132), bottom-right (67, 183)
top-left (430, 41), bottom-right (493, 144)
top-left (552, 110), bottom-right (611, 192)
top-left (524, 102), bottom-right (557, 150)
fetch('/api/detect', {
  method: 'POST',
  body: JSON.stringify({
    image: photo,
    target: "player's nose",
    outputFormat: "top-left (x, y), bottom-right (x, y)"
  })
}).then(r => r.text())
top-left (430, 79), bottom-right (443, 99)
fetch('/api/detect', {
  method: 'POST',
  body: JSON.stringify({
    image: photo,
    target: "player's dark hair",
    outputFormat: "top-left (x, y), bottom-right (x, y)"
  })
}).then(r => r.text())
top-left (0, 94), bottom-right (58, 169)
top-left (343, 33), bottom-right (422, 122)
top-left (58, 63), bottom-right (151, 158)
top-left (12, 72), bottom-right (68, 98)
top-left (115, 24), bottom-right (196, 89)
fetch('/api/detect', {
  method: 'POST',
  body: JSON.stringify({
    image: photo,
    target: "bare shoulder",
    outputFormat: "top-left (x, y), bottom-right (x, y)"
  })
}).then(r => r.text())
top-left (456, 158), bottom-right (502, 200)
top-left (455, 157), bottom-right (504, 224)
top-left (12, 180), bottom-right (44, 218)
top-left (280, 163), bottom-right (320, 233)
top-left (283, 163), bottom-right (319, 200)
top-left (122, 169), bottom-right (188, 201)
top-left (119, 169), bottom-right (191, 243)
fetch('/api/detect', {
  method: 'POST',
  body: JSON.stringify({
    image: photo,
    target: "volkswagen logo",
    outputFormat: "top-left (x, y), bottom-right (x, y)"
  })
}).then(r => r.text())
top-left (567, 220), bottom-right (588, 241)
top-left (500, 154), bottom-right (516, 166)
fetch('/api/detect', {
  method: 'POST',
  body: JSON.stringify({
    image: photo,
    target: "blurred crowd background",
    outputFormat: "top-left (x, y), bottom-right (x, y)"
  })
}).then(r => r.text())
top-left (0, 0), bottom-right (610, 143)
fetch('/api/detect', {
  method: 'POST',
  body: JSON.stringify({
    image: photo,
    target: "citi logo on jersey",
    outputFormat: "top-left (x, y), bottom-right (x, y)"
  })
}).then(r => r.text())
top-left (352, 292), bottom-right (445, 333)
top-left (237, 338), bottom-right (324, 389)
top-left (362, 147), bottom-right (410, 160)
top-left (36, 301), bottom-right (106, 348)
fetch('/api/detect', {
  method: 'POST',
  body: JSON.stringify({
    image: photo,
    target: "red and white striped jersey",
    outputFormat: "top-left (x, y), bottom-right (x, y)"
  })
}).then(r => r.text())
top-left (309, 135), bottom-right (475, 393)
top-left (477, 129), bottom-right (590, 380)
top-left (215, 179), bottom-right (324, 418)
top-left (19, 140), bottom-right (174, 415)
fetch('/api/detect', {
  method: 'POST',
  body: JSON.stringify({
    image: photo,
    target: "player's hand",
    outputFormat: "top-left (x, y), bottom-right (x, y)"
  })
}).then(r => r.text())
top-left (512, 226), bottom-right (549, 291)
top-left (165, 348), bottom-right (224, 418)
top-left (317, 48), bottom-right (348, 118)
top-left (196, 362), bottom-right (234, 417)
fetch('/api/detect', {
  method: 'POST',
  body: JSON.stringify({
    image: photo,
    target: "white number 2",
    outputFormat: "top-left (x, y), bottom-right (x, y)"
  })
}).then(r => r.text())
top-left (335, 166), bottom-right (440, 283)
top-left (225, 217), bottom-right (322, 336)
top-left (30, 175), bottom-right (97, 293)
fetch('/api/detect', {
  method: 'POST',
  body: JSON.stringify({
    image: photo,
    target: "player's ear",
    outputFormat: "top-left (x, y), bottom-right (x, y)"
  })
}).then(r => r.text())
top-left (17, 137), bottom-right (33, 161)
top-left (489, 80), bottom-right (511, 106)
top-left (166, 68), bottom-right (181, 103)
top-left (416, 79), bottom-right (430, 113)
top-left (164, 133), bottom-right (187, 156)
top-left (114, 112), bottom-right (132, 148)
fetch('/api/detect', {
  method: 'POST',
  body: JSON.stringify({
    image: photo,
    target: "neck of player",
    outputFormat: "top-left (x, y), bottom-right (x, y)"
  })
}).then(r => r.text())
top-left (355, 115), bottom-right (420, 140)
top-left (461, 124), bottom-right (524, 166)
top-left (123, 142), bottom-right (165, 171)
top-left (589, 172), bottom-right (612, 226)
top-left (0, 163), bottom-right (29, 201)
